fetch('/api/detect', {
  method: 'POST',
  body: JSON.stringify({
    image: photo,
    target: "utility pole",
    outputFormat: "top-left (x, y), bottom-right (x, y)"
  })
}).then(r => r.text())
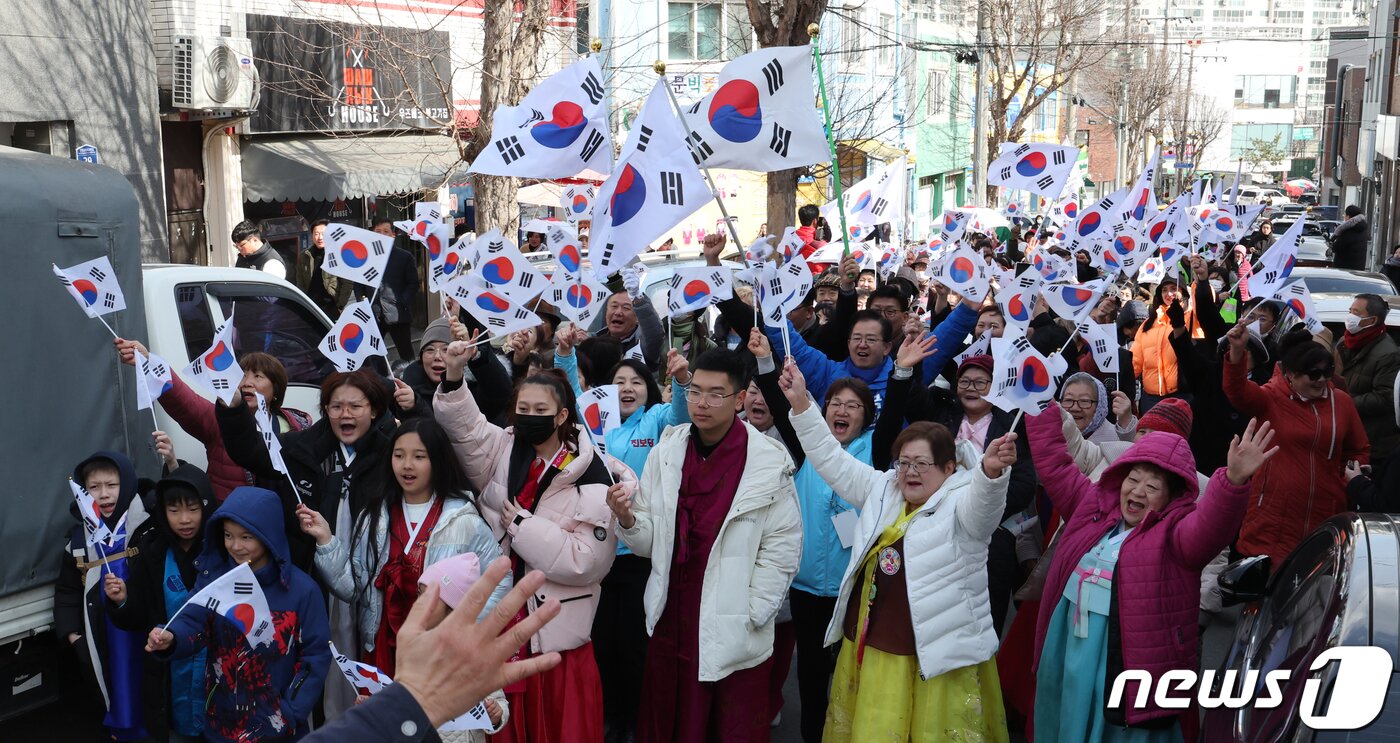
top-left (972, 0), bottom-right (988, 205)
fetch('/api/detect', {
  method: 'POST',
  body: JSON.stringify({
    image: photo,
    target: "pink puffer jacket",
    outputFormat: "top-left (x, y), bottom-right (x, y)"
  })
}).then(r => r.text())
top-left (1027, 403), bottom-right (1250, 725)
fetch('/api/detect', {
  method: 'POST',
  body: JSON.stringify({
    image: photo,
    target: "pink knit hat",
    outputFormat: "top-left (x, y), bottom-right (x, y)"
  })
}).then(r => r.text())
top-left (417, 552), bottom-right (482, 610)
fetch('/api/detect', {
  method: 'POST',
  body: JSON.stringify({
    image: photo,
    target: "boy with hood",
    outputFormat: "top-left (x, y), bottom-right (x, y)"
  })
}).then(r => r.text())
top-left (146, 486), bottom-right (331, 742)
top-left (106, 463), bottom-right (214, 742)
top-left (55, 451), bottom-right (151, 741)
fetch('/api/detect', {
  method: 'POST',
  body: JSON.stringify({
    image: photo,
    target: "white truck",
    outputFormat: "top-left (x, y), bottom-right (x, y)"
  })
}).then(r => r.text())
top-left (0, 145), bottom-right (332, 720)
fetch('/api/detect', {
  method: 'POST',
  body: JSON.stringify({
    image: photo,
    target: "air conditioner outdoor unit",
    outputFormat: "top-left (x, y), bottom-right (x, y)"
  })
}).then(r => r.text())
top-left (172, 36), bottom-right (259, 111)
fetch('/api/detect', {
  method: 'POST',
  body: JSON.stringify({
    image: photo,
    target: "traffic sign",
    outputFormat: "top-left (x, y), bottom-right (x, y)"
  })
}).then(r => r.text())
top-left (75, 144), bottom-right (99, 164)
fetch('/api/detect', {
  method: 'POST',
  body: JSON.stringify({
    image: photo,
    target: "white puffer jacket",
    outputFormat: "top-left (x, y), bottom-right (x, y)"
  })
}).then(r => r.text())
top-left (789, 404), bottom-right (1008, 681)
top-left (618, 420), bottom-right (803, 682)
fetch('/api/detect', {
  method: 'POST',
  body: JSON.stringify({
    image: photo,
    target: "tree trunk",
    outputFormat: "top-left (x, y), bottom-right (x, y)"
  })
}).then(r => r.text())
top-left (766, 167), bottom-right (801, 236)
top-left (468, 0), bottom-right (548, 234)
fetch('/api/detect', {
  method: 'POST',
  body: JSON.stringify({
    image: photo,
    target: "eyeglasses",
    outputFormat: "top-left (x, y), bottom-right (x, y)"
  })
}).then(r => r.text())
top-left (871, 306), bottom-right (902, 318)
top-left (684, 387), bottom-right (739, 407)
top-left (893, 459), bottom-right (936, 474)
top-left (849, 335), bottom-right (884, 346)
top-left (957, 378), bottom-right (991, 392)
top-left (827, 400), bottom-right (865, 413)
top-left (1061, 397), bottom-right (1097, 410)
top-left (328, 400), bottom-right (370, 415)
top-left (1300, 367), bottom-right (1334, 381)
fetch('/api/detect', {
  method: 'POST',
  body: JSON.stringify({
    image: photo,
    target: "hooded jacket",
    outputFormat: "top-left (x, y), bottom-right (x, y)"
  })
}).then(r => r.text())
top-left (434, 382), bottom-right (632, 654)
top-left (54, 451), bottom-right (150, 709)
top-left (617, 418), bottom-right (803, 682)
top-left (108, 463), bottom-right (213, 741)
top-left (1026, 405), bottom-right (1250, 725)
top-left (789, 404), bottom-right (1010, 681)
top-left (160, 487), bottom-right (331, 742)
top-left (1222, 356), bottom-right (1369, 563)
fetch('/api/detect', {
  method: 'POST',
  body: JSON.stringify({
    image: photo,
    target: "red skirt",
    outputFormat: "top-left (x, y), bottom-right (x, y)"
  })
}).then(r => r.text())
top-left (491, 642), bottom-right (604, 743)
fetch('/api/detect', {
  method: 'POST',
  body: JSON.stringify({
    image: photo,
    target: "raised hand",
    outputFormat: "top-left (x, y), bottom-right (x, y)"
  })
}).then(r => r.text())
top-left (895, 331), bottom-right (938, 370)
top-left (443, 336), bottom-right (476, 382)
top-left (665, 348), bottom-right (691, 386)
top-left (442, 297), bottom-right (461, 319)
top-left (555, 325), bottom-right (587, 356)
top-left (702, 233), bottom-right (727, 265)
top-left (777, 358), bottom-right (811, 413)
top-left (449, 317), bottom-right (472, 343)
top-left (153, 430), bottom-right (177, 471)
top-left (113, 337), bottom-right (148, 366)
top-left (296, 504), bottom-right (332, 546)
top-left (747, 327), bottom-right (772, 359)
top-left (1226, 418), bottom-right (1280, 486)
top-left (1225, 323), bottom-right (1249, 361)
top-left (606, 482), bottom-right (636, 529)
top-left (838, 253), bottom-right (859, 291)
top-left (393, 378), bottom-right (416, 411)
top-left (1110, 390), bottom-right (1133, 426)
top-left (982, 432), bottom-right (1019, 478)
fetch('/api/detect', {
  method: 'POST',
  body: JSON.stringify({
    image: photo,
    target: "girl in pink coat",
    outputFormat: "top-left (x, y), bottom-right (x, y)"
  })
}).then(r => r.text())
top-left (1027, 402), bottom-right (1277, 741)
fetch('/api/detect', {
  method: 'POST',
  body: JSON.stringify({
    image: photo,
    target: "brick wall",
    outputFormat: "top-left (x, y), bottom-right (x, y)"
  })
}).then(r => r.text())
top-left (1077, 106), bottom-right (1118, 184)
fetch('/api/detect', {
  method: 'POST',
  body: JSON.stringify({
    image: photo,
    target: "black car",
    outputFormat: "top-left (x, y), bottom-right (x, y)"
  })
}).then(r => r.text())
top-left (1202, 514), bottom-right (1400, 741)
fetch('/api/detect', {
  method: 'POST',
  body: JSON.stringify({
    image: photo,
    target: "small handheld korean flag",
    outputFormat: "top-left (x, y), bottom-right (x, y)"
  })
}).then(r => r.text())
top-left (806, 241), bottom-right (876, 270)
top-left (53, 256), bottom-right (126, 319)
top-left (185, 312), bottom-right (243, 405)
top-left (397, 202), bottom-right (444, 245)
top-left (561, 185), bottom-right (596, 223)
top-left (464, 230), bottom-right (548, 304)
top-left (323, 224), bottom-right (392, 289)
top-left (1075, 320), bottom-right (1121, 374)
top-left (578, 385), bottom-right (621, 454)
top-left (252, 391), bottom-right (289, 476)
top-left (544, 223), bottom-right (587, 279)
top-left (932, 244), bottom-right (990, 303)
top-left (745, 236), bottom-right (776, 269)
top-left (1274, 280), bottom-right (1325, 335)
top-left (987, 335), bottom-right (1069, 417)
top-left (332, 642), bottom-right (393, 696)
top-left (1116, 149), bottom-right (1159, 228)
top-left (988, 143), bottom-right (1079, 198)
top-left (426, 225), bottom-right (466, 292)
top-left (469, 57), bottom-right (613, 179)
top-left (955, 330), bottom-right (995, 366)
top-left (69, 480), bottom-right (113, 546)
top-left (666, 266), bottom-right (733, 318)
top-left (1066, 187), bottom-right (1126, 253)
top-left (775, 228), bottom-right (805, 263)
top-left (1138, 253), bottom-right (1167, 285)
top-left (320, 300), bottom-right (387, 372)
top-left (757, 254), bottom-right (814, 327)
top-left (547, 272), bottom-right (610, 329)
top-left (133, 348), bottom-right (174, 411)
top-left (1042, 279), bottom-right (1107, 324)
top-left (445, 281), bottom-right (544, 337)
top-left (182, 562), bottom-right (275, 648)
top-left (1246, 218), bottom-right (1304, 299)
top-left (844, 157), bottom-right (905, 228)
top-left (998, 267), bottom-right (1044, 332)
top-left (937, 208), bottom-right (974, 245)
top-left (591, 81), bottom-right (713, 278)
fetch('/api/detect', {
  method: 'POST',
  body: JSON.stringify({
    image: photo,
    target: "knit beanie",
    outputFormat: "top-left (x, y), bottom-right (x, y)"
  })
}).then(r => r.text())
top-left (417, 552), bottom-right (482, 610)
top-left (1138, 397), bottom-right (1193, 439)
top-left (420, 317), bottom-right (453, 353)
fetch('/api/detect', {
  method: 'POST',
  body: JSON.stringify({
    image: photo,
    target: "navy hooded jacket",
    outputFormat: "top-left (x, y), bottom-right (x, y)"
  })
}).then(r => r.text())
top-left (161, 486), bottom-right (331, 742)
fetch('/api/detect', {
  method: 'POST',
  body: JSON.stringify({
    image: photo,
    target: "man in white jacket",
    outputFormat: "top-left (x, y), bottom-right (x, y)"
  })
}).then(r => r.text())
top-left (607, 348), bottom-right (802, 743)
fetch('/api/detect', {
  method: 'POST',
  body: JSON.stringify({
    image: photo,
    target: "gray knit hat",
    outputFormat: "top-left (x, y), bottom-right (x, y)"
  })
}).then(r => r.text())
top-left (420, 317), bottom-right (453, 357)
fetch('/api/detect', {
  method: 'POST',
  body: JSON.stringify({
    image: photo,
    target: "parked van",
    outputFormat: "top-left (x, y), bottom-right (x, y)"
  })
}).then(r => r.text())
top-left (1235, 187), bottom-right (1289, 205)
top-left (0, 145), bottom-right (332, 720)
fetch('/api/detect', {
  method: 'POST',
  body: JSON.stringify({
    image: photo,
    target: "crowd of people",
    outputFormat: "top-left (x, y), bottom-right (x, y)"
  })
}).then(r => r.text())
top-left (55, 204), bottom-right (1400, 743)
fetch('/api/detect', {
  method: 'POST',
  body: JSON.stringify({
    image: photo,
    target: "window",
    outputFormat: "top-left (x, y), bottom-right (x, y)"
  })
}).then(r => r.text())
top-left (927, 70), bottom-right (947, 116)
top-left (1230, 123), bottom-right (1293, 156)
top-left (879, 14), bottom-right (895, 67)
top-left (1233, 75), bottom-right (1297, 108)
top-left (842, 15), bottom-right (864, 69)
top-left (1075, 129), bottom-right (1090, 146)
top-left (667, 2), bottom-right (752, 61)
top-left (204, 283), bottom-right (337, 385)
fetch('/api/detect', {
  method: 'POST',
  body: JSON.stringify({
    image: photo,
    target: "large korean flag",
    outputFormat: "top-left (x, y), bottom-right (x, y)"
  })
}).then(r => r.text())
top-left (469, 57), bottom-right (613, 179)
top-left (679, 46), bottom-right (827, 171)
top-left (988, 143), bottom-right (1079, 198)
top-left (591, 81), bottom-right (713, 278)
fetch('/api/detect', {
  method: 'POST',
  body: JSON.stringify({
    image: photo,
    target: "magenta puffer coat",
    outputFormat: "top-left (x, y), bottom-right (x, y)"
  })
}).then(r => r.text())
top-left (1027, 403), bottom-right (1251, 725)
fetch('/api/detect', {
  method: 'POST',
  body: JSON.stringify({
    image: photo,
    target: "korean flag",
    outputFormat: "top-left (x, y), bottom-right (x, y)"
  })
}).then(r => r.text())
top-left (546, 272), bottom-right (610, 329)
top-left (184, 311), bottom-right (243, 405)
top-left (1075, 320), bottom-right (1122, 373)
top-left (1065, 187), bottom-right (1126, 254)
top-left (844, 157), bottom-right (905, 229)
top-left (462, 230), bottom-right (548, 304)
top-left (469, 57), bottom-right (613, 179)
top-left (1042, 279), bottom-right (1108, 324)
top-left (320, 300), bottom-right (387, 373)
top-left (757, 254), bottom-right (814, 327)
top-left (426, 224), bottom-right (467, 292)
top-left (988, 142), bottom-right (1079, 198)
top-left (443, 281), bottom-right (544, 337)
top-left (252, 391), bottom-right (289, 476)
top-left (332, 642), bottom-right (394, 696)
top-left (986, 335), bottom-right (1068, 418)
top-left (931, 244), bottom-right (990, 303)
top-left (543, 222), bottom-right (587, 279)
top-left (1274, 280), bottom-right (1325, 335)
top-left (69, 480), bottom-right (113, 547)
top-left (133, 348), bottom-right (174, 412)
top-left (183, 562), bottom-right (276, 649)
top-left (677, 45), bottom-right (828, 171)
top-left (323, 223), bottom-right (392, 290)
top-left (591, 81), bottom-right (713, 278)
top-left (578, 385), bottom-right (621, 454)
top-left (561, 185), bottom-right (595, 223)
top-left (666, 266), bottom-right (733, 318)
top-left (53, 256), bottom-right (126, 318)
top-left (997, 267), bottom-right (1044, 331)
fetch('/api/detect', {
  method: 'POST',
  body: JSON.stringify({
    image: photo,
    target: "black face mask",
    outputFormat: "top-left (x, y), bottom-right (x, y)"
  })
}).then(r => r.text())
top-left (814, 301), bottom-right (835, 315)
top-left (514, 414), bottom-right (559, 446)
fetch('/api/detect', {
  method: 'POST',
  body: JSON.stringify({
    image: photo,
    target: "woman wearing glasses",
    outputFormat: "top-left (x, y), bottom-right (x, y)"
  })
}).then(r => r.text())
top-left (1222, 323), bottom-right (1369, 565)
top-left (778, 358), bottom-right (1018, 743)
top-left (1059, 373), bottom-right (1138, 449)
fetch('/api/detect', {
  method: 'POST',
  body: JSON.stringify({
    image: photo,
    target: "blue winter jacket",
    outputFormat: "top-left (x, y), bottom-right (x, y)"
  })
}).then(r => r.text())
top-left (764, 301), bottom-right (979, 412)
top-left (792, 429), bottom-right (873, 596)
top-left (161, 487), bottom-right (331, 742)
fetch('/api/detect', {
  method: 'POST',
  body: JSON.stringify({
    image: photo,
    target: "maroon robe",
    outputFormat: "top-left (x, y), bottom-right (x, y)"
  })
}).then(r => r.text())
top-left (637, 420), bottom-right (775, 743)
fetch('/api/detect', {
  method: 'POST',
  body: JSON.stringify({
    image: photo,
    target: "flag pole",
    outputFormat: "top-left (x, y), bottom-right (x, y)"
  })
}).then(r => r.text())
top-left (808, 24), bottom-right (852, 261)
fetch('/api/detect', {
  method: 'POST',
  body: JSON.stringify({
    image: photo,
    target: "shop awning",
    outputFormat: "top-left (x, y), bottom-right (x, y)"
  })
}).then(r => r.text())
top-left (842, 138), bottom-right (914, 165)
top-left (241, 134), bottom-right (467, 203)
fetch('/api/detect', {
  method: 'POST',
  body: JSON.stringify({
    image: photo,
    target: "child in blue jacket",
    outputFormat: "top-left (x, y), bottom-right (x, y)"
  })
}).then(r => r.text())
top-left (147, 486), bottom-right (330, 741)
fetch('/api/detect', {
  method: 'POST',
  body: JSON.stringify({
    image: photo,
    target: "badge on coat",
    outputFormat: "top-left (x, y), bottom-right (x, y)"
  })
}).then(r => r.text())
top-left (594, 526), bottom-right (608, 541)
top-left (878, 546), bottom-right (901, 575)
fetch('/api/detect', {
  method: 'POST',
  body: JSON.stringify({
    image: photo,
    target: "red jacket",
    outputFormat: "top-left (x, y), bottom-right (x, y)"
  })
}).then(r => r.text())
top-left (1221, 356), bottom-right (1369, 563)
top-left (1027, 404), bottom-right (1250, 725)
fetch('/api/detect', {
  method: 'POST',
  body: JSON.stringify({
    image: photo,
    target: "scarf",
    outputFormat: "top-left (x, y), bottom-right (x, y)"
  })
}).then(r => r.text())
top-left (1343, 323), bottom-right (1387, 353)
top-left (1062, 372), bottom-right (1110, 437)
top-left (370, 496), bottom-right (445, 675)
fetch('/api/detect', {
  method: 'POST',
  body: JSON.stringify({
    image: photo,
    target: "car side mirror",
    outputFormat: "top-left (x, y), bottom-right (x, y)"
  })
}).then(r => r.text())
top-left (1218, 555), bottom-right (1272, 606)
